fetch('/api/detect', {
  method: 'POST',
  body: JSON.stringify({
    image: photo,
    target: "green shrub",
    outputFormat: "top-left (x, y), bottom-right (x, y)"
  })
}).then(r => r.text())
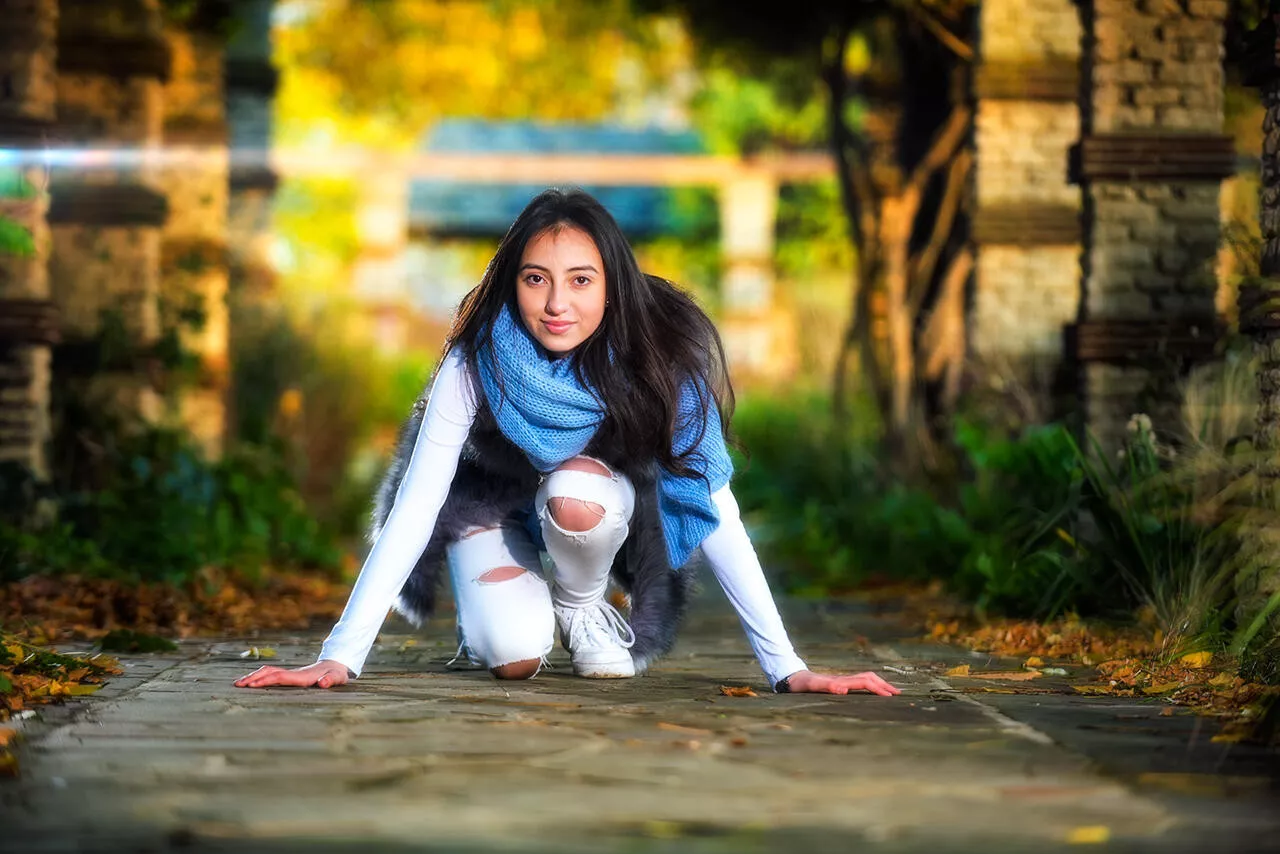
top-left (0, 430), bottom-right (342, 586)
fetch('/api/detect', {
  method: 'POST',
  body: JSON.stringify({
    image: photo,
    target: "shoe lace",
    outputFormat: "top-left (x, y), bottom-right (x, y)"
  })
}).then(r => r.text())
top-left (561, 600), bottom-right (636, 652)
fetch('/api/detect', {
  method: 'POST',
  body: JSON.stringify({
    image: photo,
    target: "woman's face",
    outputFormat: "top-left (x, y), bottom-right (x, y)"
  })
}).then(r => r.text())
top-left (515, 225), bottom-right (607, 356)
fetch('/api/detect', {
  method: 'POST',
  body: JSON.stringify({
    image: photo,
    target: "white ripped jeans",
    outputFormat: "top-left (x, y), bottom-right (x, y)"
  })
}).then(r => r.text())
top-left (446, 456), bottom-right (636, 670)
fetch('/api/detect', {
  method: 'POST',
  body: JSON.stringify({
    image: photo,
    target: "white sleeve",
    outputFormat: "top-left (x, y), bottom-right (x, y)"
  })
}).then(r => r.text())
top-left (317, 348), bottom-right (478, 677)
top-left (699, 484), bottom-right (808, 688)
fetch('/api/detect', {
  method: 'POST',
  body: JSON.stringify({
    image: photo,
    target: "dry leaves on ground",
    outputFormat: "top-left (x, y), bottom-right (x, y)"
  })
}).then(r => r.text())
top-left (718, 685), bottom-right (758, 698)
top-left (0, 568), bottom-right (349, 646)
top-left (0, 635), bottom-right (123, 776)
top-left (923, 608), bottom-right (1276, 738)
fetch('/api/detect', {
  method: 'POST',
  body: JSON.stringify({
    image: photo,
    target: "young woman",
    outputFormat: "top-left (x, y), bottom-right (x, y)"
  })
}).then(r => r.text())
top-left (236, 189), bottom-right (899, 698)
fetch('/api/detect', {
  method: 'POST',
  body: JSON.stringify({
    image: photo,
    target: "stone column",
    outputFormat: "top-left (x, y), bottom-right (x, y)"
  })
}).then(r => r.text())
top-left (1074, 0), bottom-right (1232, 453)
top-left (224, 0), bottom-right (279, 440)
top-left (970, 0), bottom-right (1082, 419)
top-left (0, 0), bottom-right (59, 479)
top-left (718, 171), bottom-right (793, 382)
top-left (48, 0), bottom-right (170, 423)
top-left (158, 19), bottom-right (229, 457)
top-left (1239, 2), bottom-right (1280, 644)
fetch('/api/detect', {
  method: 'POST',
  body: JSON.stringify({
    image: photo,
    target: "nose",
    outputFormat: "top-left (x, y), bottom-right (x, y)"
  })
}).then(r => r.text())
top-left (545, 281), bottom-right (568, 316)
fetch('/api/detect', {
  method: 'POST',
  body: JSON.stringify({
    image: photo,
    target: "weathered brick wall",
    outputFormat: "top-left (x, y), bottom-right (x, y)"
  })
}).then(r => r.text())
top-left (159, 24), bottom-right (229, 457)
top-left (0, 0), bottom-right (58, 477)
top-left (971, 0), bottom-right (1082, 410)
top-left (48, 0), bottom-right (169, 422)
top-left (1080, 0), bottom-right (1229, 453)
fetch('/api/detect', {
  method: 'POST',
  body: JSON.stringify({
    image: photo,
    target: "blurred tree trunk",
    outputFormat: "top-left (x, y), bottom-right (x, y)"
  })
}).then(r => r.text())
top-left (826, 9), bottom-right (974, 465)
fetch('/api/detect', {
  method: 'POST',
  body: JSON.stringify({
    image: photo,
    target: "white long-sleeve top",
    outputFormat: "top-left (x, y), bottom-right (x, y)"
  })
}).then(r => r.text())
top-left (318, 349), bottom-right (808, 687)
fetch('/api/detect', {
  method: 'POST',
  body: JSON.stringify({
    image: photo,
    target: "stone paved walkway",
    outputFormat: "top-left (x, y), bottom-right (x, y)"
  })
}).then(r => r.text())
top-left (2, 589), bottom-right (1278, 853)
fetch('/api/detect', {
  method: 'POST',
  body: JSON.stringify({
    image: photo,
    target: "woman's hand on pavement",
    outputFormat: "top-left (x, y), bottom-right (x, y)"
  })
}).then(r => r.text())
top-left (234, 659), bottom-right (350, 689)
top-left (784, 669), bottom-right (901, 697)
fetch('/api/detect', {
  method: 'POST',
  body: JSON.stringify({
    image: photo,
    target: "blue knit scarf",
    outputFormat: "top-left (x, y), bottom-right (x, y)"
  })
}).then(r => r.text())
top-left (475, 303), bottom-right (733, 569)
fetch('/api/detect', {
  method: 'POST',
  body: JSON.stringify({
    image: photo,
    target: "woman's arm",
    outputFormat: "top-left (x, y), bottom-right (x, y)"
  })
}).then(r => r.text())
top-left (700, 485), bottom-right (899, 697)
top-left (236, 349), bottom-right (479, 688)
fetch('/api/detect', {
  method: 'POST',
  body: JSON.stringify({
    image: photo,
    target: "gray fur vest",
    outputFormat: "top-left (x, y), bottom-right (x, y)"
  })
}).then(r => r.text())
top-left (369, 373), bottom-right (699, 672)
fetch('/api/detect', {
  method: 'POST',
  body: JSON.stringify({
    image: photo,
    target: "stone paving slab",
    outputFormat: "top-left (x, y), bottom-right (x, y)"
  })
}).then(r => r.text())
top-left (1, 596), bottom-right (1277, 854)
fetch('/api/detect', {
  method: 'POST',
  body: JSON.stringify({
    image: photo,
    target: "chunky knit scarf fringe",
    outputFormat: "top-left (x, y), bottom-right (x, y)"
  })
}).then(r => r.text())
top-left (476, 304), bottom-right (732, 568)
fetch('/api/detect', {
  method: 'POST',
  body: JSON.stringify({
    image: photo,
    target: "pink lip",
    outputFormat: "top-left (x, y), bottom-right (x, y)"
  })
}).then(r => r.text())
top-left (543, 320), bottom-right (574, 333)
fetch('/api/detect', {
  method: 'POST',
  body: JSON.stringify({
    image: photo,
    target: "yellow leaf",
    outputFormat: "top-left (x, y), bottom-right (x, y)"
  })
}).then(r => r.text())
top-left (718, 685), bottom-right (758, 698)
top-left (975, 670), bottom-right (1042, 681)
top-left (656, 722), bottom-right (712, 736)
top-left (66, 684), bottom-right (102, 696)
top-left (1180, 651), bottom-right (1212, 668)
top-left (1066, 826), bottom-right (1111, 844)
top-left (1142, 682), bottom-right (1181, 695)
top-left (945, 664), bottom-right (971, 677)
top-left (1208, 673), bottom-right (1235, 687)
top-left (1073, 685), bottom-right (1112, 695)
top-left (1025, 656), bottom-right (1044, 668)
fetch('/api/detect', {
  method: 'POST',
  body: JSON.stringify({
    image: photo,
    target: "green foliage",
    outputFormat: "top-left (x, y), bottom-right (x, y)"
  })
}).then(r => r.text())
top-left (0, 427), bottom-right (343, 586)
top-left (0, 167), bottom-right (38, 258)
top-left (734, 385), bottom-right (1279, 676)
top-left (0, 218), bottom-right (35, 258)
top-left (98, 629), bottom-right (179, 653)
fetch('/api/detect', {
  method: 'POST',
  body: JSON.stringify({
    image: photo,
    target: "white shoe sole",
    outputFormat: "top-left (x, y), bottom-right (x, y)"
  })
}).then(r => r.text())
top-left (573, 659), bottom-right (636, 679)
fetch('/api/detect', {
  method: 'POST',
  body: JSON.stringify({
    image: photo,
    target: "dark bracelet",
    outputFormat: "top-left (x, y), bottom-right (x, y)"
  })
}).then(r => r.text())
top-left (773, 674), bottom-right (794, 694)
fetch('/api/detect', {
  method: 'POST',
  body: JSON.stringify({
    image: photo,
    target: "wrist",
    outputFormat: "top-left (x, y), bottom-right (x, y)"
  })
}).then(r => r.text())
top-left (773, 669), bottom-right (807, 693)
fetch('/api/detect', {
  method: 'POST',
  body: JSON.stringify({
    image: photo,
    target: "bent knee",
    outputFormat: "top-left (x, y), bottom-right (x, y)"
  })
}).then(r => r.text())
top-left (490, 658), bottom-right (541, 680)
top-left (546, 496), bottom-right (605, 532)
top-left (554, 456), bottom-right (613, 477)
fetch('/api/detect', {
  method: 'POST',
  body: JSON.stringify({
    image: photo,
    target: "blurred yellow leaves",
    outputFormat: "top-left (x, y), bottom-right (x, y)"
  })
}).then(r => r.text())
top-left (1066, 826), bottom-right (1111, 845)
top-left (275, 0), bottom-right (688, 148)
top-left (1179, 651), bottom-right (1212, 668)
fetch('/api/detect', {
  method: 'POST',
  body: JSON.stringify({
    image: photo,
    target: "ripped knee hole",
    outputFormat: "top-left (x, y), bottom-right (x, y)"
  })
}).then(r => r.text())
top-left (476, 565), bottom-right (528, 583)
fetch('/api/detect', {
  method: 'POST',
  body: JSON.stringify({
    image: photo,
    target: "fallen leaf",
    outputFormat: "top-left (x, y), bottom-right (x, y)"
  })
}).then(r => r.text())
top-left (1066, 826), bottom-right (1110, 844)
top-left (945, 664), bottom-right (970, 677)
top-left (1160, 707), bottom-right (1174, 716)
top-left (1073, 685), bottom-right (1112, 695)
top-left (1208, 673), bottom-right (1235, 687)
top-left (0, 729), bottom-right (16, 747)
top-left (718, 685), bottom-right (758, 698)
top-left (239, 647), bottom-right (277, 660)
top-left (1025, 656), bottom-right (1044, 668)
top-left (1179, 651), bottom-right (1212, 669)
top-left (657, 722), bottom-right (712, 736)
top-left (1142, 682), bottom-right (1181, 695)
top-left (729, 737), bottom-right (748, 747)
top-left (975, 670), bottom-right (1043, 681)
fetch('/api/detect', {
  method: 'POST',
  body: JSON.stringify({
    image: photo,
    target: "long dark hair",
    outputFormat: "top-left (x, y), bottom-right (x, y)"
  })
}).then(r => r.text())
top-left (446, 188), bottom-right (735, 479)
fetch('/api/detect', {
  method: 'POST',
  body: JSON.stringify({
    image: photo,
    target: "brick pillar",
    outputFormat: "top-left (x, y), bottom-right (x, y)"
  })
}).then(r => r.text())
top-left (971, 0), bottom-right (1082, 419)
top-left (224, 0), bottom-right (279, 440)
top-left (718, 172), bottom-right (792, 382)
top-left (1239, 3), bottom-right (1280, 643)
top-left (158, 21), bottom-right (229, 458)
top-left (0, 0), bottom-right (59, 478)
top-left (1074, 0), bottom-right (1231, 453)
top-left (48, 0), bottom-right (170, 422)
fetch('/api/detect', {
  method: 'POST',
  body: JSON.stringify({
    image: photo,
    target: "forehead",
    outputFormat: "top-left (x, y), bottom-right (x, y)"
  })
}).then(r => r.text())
top-left (521, 225), bottom-right (602, 265)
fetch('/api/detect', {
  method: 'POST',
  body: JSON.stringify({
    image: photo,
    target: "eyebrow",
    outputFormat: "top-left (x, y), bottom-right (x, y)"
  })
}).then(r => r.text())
top-left (519, 263), bottom-right (599, 274)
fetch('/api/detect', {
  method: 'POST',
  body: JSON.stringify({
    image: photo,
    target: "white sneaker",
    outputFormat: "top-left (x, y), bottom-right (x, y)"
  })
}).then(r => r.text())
top-left (553, 597), bottom-right (636, 678)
